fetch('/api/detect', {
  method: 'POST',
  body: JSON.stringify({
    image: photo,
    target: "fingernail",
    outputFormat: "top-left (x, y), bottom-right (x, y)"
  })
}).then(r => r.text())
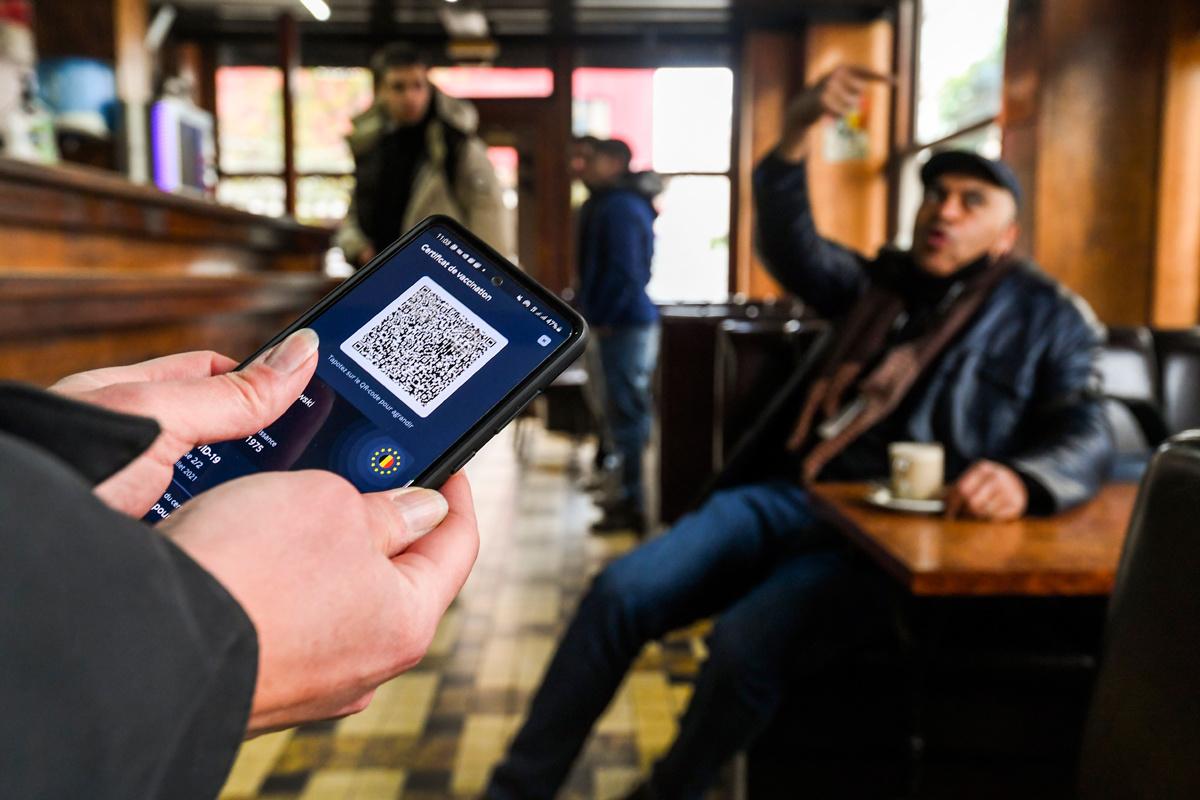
top-left (264, 329), bottom-right (319, 374)
top-left (389, 488), bottom-right (449, 537)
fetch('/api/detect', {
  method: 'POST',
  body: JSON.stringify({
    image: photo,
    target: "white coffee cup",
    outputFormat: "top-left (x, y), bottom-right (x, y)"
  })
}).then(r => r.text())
top-left (888, 442), bottom-right (945, 501)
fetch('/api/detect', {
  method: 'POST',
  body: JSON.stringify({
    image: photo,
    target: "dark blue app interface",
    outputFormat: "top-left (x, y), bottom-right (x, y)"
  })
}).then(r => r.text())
top-left (144, 225), bottom-right (572, 523)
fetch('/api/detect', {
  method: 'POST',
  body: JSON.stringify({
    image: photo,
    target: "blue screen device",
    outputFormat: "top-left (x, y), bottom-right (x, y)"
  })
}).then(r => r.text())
top-left (145, 216), bottom-right (587, 523)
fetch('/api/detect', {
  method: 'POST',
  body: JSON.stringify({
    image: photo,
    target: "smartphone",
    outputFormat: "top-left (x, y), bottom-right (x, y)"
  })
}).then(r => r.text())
top-left (144, 216), bottom-right (586, 523)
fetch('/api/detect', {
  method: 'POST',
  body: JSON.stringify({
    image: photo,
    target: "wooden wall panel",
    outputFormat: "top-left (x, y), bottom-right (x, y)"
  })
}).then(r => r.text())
top-left (1000, 0), bottom-right (1043, 260)
top-left (0, 156), bottom-right (330, 273)
top-left (1150, 1), bottom-right (1200, 327)
top-left (0, 156), bottom-right (333, 385)
top-left (0, 228), bottom-right (317, 274)
top-left (733, 31), bottom-right (801, 299)
top-left (0, 273), bottom-right (338, 386)
top-left (1033, 0), bottom-right (1163, 325)
top-left (33, 0), bottom-right (116, 61)
top-left (1002, 0), bottom-right (1200, 326)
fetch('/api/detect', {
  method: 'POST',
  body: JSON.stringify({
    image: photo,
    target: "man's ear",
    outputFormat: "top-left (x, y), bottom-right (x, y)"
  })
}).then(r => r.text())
top-left (992, 221), bottom-right (1020, 259)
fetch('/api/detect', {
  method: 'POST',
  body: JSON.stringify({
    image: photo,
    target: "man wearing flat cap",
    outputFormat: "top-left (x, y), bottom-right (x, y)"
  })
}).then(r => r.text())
top-left (487, 66), bottom-right (1113, 800)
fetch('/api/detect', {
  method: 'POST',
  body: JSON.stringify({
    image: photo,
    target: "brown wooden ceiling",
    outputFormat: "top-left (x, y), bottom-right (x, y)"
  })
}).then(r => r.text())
top-left (166, 0), bottom-right (890, 41)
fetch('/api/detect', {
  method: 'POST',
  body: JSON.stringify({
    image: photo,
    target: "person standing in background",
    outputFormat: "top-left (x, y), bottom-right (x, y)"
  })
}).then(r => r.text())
top-left (336, 43), bottom-right (511, 266)
top-left (576, 138), bottom-right (661, 534)
top-left (569, 134), bottom-right (620, 493)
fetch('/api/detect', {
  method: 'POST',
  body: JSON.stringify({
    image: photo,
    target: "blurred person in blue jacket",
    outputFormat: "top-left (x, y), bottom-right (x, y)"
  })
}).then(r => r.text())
top-left (576, 138), bottom-right (661, 534)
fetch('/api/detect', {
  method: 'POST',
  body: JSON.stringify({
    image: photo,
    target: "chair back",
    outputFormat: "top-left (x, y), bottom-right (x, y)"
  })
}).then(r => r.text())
top-left (1079, 432), bottom-right (1200, 799)
top-left (1153, 330), bottom-right (1200, 434)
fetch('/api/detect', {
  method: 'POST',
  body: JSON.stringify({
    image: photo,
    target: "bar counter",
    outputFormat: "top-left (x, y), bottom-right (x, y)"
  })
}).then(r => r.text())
top-left (0, 157), bottom-right (337, 383)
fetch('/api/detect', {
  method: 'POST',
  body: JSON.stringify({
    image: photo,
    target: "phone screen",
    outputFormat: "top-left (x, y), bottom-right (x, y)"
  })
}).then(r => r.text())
top-left (144, 222), bottom-right (578, 523)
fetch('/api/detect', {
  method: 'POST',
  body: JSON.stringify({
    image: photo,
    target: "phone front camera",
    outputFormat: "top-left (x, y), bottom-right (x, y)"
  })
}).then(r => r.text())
top-left (491, 276), bottom-right (504, 287)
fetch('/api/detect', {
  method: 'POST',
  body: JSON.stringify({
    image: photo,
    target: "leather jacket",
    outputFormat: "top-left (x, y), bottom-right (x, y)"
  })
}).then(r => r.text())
top-left (735, 154), bottom-right (1115, 514)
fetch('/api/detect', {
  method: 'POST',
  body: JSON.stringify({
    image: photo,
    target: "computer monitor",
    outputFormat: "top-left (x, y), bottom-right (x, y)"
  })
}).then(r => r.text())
top-left (150, 98), bottom-right (215, 195)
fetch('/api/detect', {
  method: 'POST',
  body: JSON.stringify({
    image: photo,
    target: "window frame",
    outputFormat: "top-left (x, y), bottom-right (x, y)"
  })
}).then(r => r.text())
top-left (571, 65), bottom-right (737, 304)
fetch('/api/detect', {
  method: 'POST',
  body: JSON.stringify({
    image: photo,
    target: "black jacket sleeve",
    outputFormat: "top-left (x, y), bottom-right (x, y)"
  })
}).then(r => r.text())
top-left (752, 153), bottom-right (869, 319)
top-left (1005, 299), bottom-right (1116, 513)
top-left (0, 388), bottom-right (258, 799)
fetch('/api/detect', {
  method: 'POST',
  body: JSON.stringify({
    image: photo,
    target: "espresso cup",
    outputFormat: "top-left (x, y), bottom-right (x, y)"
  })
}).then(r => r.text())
top-left (888, 442), bottom-right (945, 501)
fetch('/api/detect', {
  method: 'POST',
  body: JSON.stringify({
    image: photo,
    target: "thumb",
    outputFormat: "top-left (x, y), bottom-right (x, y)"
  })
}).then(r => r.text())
top-left (88, 329), bottom-right (320, 446)
top-left (362, 487), bottom-right (450, 557)
top-left (181, 328), bottom-right (322, 442)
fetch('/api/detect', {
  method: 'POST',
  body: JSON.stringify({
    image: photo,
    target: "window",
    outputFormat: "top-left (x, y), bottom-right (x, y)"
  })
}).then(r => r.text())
top-left (916, 0), bottom-right (1007, 145)
top-left (573, 67), bottom-right (734, 303)
top-left (893, 0), bottom-right (1009, 246)
top-left (216, 66), bottom-right (284, 175)
top-left (216, 66), bottom-right (372, 225)
top-left (295, 67), bottom-right (373, 175)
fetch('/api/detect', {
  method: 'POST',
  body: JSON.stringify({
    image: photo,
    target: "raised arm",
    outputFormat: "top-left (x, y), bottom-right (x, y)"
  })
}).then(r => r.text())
top-left (752, 65), bottom-right (891, 319)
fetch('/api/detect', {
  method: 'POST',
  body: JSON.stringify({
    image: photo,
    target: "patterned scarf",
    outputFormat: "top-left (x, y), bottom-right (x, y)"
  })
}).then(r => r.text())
top-left (787, 255), bottom-right (1016, 484)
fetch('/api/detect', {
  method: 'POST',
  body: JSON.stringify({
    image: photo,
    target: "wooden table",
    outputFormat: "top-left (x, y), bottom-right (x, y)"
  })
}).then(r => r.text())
top-left (811, 482), bottom-right (1139, 597)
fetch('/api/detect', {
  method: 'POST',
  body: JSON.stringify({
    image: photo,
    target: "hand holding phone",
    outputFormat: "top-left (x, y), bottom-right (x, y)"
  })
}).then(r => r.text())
top-left (49, 336), bottom-right (319, 517)
top-left (162, 469), bottom-right (478, 733)
top-left (142, 216), bottom-right (587, 523)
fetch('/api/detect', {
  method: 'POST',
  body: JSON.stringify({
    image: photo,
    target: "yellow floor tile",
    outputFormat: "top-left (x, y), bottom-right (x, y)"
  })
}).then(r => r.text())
top-left (427, 607), bottom-right (463, 658)
top-left (596, 680), bottom-right (636, 736)
top-left (515, 634), bottom-right (556, 691)
top-left (337, 673), bottom-right (439, 737)
top-left (451, 714), bottom-right (520, 795)
top-left (477, 637), bottom-right (517, 691)
top-left (477, 634), bottom-right (555, 692)
top-left (494, 583), bottom-right (561, 629)
top-left (669, 685), bottom-right (693, 717)
top-left (594, 766), bottom-right (643, 800)
top-left (298, 768), bottom-right (405, 800)
top-left (219, 729), bottom-right (296, 799)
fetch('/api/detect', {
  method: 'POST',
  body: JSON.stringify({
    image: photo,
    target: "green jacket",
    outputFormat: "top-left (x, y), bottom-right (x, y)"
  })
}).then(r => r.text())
top-left (336, 89), bottom-right (513, 261)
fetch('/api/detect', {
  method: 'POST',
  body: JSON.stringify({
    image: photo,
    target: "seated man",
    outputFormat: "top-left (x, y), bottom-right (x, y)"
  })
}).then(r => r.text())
top-left (486, 65), bottom-right (1113, 800)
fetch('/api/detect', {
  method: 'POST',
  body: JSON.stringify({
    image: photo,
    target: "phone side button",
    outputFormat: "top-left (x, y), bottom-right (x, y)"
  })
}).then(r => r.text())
top-left (450, 451), bottom-right (476, 474)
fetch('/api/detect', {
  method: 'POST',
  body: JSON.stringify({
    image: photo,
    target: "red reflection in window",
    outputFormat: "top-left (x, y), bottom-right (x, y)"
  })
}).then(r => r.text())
top-left (429, 67), bottom-right (554, 99)
top-left (572, 69), bottom-right (654, 172)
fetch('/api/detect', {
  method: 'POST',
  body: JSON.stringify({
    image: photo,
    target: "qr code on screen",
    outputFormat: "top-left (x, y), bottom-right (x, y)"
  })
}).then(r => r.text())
top-left (340, 276), bottom-right (508, 417)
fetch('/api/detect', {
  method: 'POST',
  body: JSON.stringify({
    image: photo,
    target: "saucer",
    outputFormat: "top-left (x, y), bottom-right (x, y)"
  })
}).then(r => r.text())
top-left (864, 482), bottom-right (945, 514)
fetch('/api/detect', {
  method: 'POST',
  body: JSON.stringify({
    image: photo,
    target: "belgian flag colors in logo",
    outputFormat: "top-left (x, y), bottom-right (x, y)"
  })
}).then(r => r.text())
top-left (370, 446), bottom-right (401, 476)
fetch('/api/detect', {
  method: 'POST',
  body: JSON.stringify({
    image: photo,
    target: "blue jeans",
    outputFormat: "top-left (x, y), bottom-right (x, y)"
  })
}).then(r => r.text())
top-left (486, 482), bottom-right (891, 799)
top-left (597, 324), bottom-right (660, 508)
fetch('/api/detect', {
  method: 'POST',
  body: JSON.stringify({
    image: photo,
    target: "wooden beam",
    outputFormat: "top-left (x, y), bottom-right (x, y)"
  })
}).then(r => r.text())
top-left (544, 42), bottom-right (575, 295)
top-left (885, 0), bottom-right (915, 241)
top-left (732, 30), bottom-right (801, 299)
top-left (279, 12), bottom-right (300, 218)
top-left (727, 33), bottom-right (744, 297)
top-left (1150, 0), bottom-right (1200, 326)
top-left (369, 0), bottom-right (394, 40)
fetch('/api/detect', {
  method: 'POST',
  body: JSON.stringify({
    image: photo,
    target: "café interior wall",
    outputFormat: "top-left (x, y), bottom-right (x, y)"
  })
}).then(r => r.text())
top-left (1003, 0), bottom-right (1200, 327)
